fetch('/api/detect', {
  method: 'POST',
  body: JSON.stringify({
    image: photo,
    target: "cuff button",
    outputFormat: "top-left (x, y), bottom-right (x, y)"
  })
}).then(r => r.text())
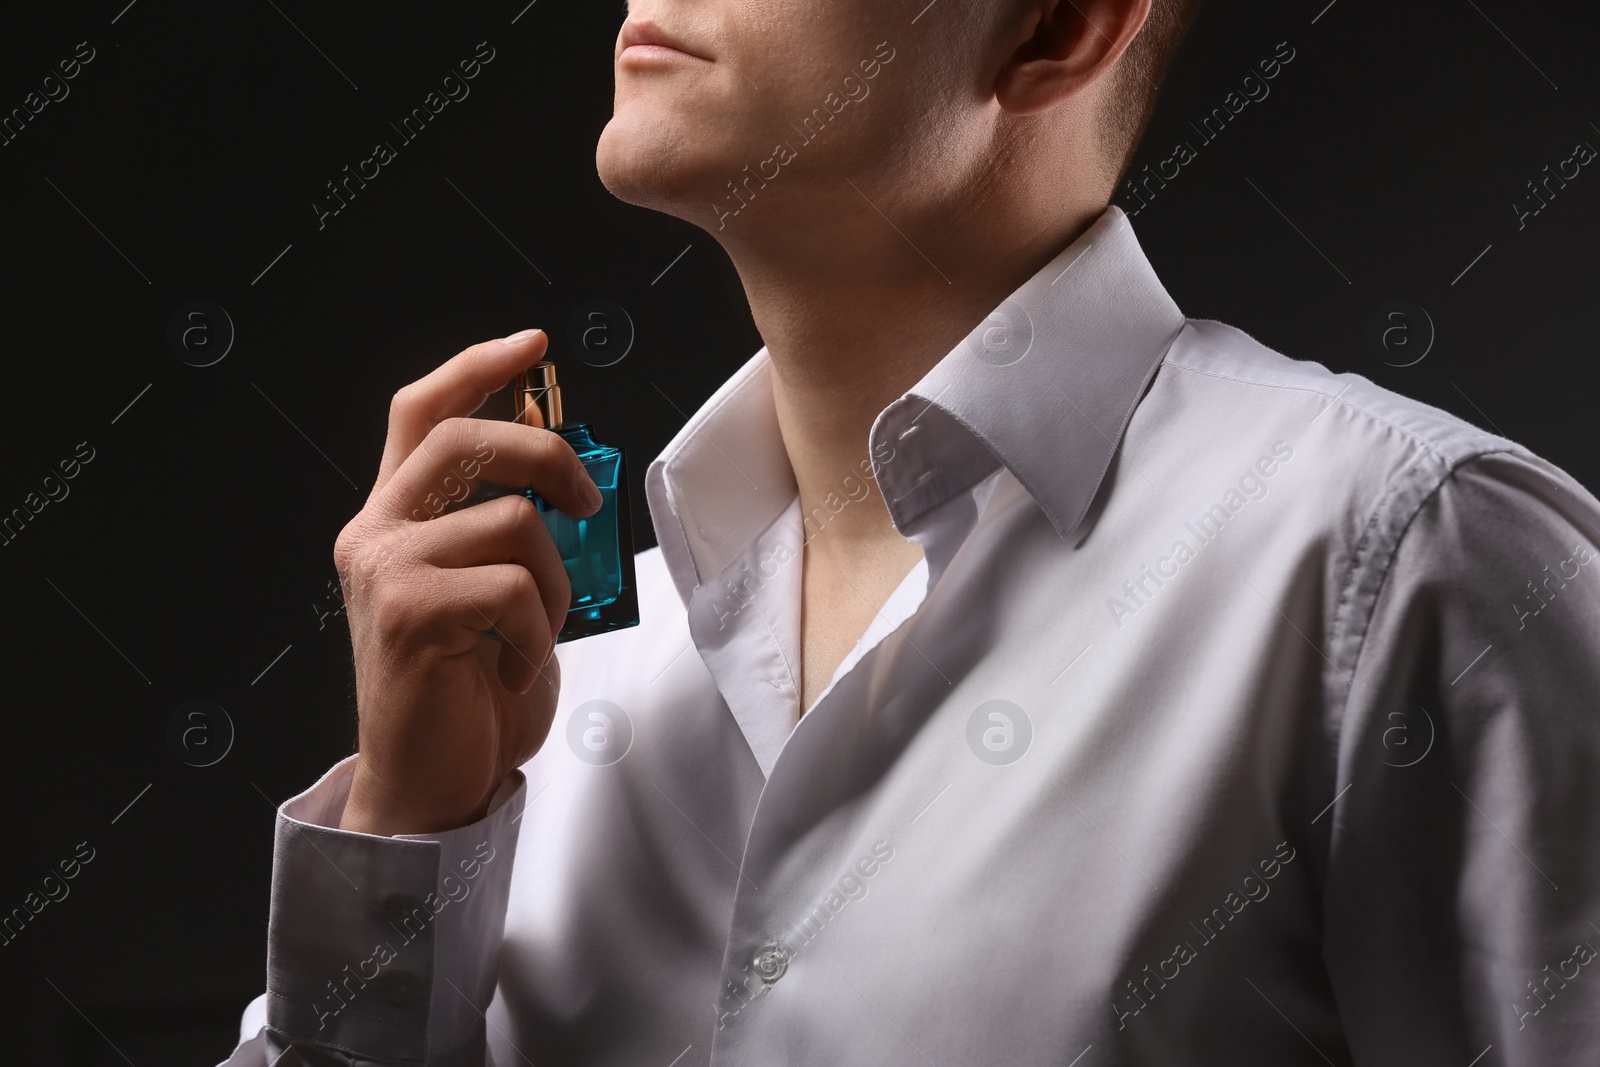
top-left (377, 968), bottom-right (428, 1008)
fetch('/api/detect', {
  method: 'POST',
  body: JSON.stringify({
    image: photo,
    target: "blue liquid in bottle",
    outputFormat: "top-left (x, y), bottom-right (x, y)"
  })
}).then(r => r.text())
top-left (528, 422), bottom-right (638, 640)
top-left (473, 360), bottom-right (639, 644)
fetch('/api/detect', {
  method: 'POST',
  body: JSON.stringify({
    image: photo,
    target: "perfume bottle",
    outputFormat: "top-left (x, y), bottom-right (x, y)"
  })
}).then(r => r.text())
top-left (504, 361), bottom-right (639, 643)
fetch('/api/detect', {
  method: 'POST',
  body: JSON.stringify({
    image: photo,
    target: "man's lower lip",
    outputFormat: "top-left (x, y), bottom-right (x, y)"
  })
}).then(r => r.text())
top-left (620, 44), bottom-right (700, 62)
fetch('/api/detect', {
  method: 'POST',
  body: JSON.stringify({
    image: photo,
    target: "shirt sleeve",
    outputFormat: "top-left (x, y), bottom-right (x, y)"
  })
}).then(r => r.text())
top-left (1323, 448), bottom-right (1600, 1065)
top-left (216, 756), bottom-right (527, 1066)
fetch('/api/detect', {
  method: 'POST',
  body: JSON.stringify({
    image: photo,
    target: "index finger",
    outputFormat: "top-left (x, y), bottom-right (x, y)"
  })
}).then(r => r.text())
top-left (372, 329), bottom-right (549, 499)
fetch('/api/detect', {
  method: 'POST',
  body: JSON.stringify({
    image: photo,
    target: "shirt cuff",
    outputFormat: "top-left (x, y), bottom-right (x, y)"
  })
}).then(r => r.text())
top-left (264, 755), bottom-right (525, 1064)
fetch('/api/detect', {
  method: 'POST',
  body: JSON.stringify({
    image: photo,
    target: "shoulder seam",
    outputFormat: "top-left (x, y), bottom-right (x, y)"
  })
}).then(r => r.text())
top-left (1162, 345), bottom-right (1486, 472)
top-left (1317, 445), bottom-right (1530, 831)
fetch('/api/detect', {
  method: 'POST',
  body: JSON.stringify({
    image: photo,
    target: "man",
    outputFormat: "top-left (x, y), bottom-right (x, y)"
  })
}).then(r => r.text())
top-left (224, 0), bottom-right (1600, 1063)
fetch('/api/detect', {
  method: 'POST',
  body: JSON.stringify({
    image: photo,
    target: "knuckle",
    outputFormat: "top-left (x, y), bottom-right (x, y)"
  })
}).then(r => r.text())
top-left (535, 427), bottom-right (566, 457)
top-left (333, 518), bottom-right (369, 574)
top-left (426, 416), bottom-right (473, 457)
top-left (342, 526), bottom-right (413, 591)
top-left (501, 570), bottom-right (542, 625)
top-left (528, 430), bottom-right (573, 480)
top-left (502, 491), bottom-right (538, 522)
top-left (426, 415), bottom-right (460, 443)
top-left (368, 572), bottom-right (420, 628)
top-left (333, 528), bottom-right (355, 573)
top-left (389, 383), bottom-right (420, 419)
top-left (506, 566), bottom-right (539, 603)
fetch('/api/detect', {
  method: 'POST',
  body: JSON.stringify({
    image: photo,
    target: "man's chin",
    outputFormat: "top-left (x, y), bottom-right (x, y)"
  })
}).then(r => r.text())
top-left (595, 124), bottom-right (718, 220)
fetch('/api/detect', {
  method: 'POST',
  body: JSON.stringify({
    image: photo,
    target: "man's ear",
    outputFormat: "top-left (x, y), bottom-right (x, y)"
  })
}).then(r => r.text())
top-left (994, 0), bottom-right (1152, 116)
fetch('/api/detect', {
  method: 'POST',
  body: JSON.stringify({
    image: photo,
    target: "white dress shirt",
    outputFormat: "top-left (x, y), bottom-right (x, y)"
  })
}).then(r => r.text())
top-left (222, 206), bottom-right (1600, 1066)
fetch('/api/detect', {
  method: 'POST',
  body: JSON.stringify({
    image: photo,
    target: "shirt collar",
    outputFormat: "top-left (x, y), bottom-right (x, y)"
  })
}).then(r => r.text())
top-left (644, 205), bottom-right (1186, 607)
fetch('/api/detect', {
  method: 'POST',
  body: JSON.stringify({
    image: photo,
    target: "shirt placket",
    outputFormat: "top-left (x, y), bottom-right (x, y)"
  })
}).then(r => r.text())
top-left (702, 415), bottom-right (997, 1064)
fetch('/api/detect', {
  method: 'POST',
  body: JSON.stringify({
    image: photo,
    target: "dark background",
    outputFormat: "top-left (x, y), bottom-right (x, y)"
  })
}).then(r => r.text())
top-left (0, 0), bottom-right (1593, 1061)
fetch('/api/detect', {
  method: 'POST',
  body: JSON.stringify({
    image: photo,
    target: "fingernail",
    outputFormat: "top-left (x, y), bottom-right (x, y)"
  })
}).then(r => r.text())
top-left (501, 328), bottom-right (543, 344)
top-left (574, 469), bottom-right (603, 511)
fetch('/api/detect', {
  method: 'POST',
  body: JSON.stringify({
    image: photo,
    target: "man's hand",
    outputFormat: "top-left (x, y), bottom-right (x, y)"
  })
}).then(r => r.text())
top-left (331, 329), bottom-right (602, 836)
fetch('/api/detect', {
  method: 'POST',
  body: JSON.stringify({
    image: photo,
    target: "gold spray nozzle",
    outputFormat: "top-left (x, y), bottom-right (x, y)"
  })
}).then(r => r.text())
top-left (515, 361), bottom-right (563, 429)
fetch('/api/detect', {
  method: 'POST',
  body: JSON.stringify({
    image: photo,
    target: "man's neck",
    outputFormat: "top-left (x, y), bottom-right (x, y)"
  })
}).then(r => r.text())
top-left (728, 195), bottom-right (1109, 558)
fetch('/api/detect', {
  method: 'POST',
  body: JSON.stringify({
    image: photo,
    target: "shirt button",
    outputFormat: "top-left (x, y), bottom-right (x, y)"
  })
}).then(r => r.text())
top-left (752, 943), bottom-right (789, 984)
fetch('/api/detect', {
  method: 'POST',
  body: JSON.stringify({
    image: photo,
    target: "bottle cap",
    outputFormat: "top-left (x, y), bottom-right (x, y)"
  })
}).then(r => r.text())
top-left (515, 361), bottom-right (563, 430)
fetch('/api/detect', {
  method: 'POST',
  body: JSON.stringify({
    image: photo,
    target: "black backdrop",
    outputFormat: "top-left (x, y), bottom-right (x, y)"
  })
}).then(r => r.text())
top-left (0, 1), bottom-right (1594, 1061)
